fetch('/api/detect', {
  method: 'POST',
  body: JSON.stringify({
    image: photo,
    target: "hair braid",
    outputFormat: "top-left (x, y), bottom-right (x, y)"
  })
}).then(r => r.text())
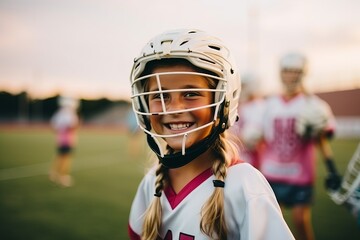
top-left (200, 134), bottom-right (230, 240)
top-left (141, 164), bottom-right (168, 240)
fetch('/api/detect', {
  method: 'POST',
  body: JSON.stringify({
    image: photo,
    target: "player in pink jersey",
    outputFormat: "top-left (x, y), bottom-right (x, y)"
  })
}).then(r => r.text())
top-left (230, 72), bottom-right (265, 169)
top-left (128, 29), bottom-right (294, 240)
top-left (258, 52), bottom-right (341, 240)
top-left (49, 96), bottom-right (79, 187)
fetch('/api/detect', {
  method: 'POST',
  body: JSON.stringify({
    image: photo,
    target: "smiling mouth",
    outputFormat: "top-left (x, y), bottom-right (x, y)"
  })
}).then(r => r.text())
top-left (167, 123), bottom-right (193, 131)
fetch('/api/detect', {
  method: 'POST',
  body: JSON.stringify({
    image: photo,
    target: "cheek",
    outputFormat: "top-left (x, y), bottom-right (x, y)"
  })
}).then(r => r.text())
top-left (149, 115), bottom-right (162, 130)
top-left (193, 108), bottom-right (213, 123)
top-left (149, 102), bottom-right (162, 113)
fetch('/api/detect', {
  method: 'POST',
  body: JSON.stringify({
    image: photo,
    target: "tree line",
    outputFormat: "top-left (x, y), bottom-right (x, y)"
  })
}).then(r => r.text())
top-left (0, 91), bottom-right (129, 123)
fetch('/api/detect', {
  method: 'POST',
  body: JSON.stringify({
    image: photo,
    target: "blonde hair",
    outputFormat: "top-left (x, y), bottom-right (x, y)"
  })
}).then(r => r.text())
top-left (141, 164), bottom-right (167, 239)
top-left (141, 131), bottom-right (238, 240)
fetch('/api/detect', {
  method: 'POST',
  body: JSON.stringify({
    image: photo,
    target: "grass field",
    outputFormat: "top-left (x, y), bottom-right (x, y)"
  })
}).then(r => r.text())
top-left (0, 126), bottom-right (359, 240)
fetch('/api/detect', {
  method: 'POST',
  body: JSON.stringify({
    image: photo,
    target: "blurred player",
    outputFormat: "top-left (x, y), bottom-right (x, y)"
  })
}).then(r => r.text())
top-left (49, 96), bottom-right (80, 187)
top-left (230, 72), bottom-right (265, 168)
top-left (128, 29), bottom-right (294, 239)
top-left (258, 52), bottom-right (341, 240)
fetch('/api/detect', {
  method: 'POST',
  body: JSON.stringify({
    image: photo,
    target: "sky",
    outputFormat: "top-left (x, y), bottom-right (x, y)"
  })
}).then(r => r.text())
top-left (0, 0), bottom-right (359, 100)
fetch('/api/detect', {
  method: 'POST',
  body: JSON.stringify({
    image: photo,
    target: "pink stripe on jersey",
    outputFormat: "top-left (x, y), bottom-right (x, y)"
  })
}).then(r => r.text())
top-left (280, 93), bottom-right (302, 103)
top-left (164, 160), bottom-right (244, 209)
top-left (164, 168), bottom-right (213, 209)
top-left (128, 224), bottom-right (141, 240)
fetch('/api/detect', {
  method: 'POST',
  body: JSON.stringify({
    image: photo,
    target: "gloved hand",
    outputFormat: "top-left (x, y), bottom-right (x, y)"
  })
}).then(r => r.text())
top-left (325, 172), bottom-right (342, 191)
top-left (324, 158), bottom-right (342, 191)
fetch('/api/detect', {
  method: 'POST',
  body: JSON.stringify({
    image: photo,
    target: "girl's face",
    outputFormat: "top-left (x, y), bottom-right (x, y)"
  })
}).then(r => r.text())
top-left (281, 69), bottom-right (303, 95)
top-left (147, 64), bottom-right (214, 151)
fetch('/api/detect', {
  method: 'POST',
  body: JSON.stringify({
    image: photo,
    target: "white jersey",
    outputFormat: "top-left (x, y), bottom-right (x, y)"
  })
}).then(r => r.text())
top-left (50, 107), bottom-right (79, 146)
top-left (128, 162), bottom-right (295, 240)
top-left (51, 107), bottom-right (79, 131)
top-left (260, 94), bottom-right (336, 185)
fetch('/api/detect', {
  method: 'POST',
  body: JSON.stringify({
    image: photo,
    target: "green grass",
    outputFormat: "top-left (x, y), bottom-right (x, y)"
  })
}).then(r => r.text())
top-left (0, 127), bottom-right (148, 240)
top-left (0, 127), bottom-right (359, 239)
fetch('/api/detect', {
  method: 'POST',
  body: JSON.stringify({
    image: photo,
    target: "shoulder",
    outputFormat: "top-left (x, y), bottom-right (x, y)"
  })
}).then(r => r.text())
top-left (313, 95), bottom-right (332, 110)
top-left (250, 98), bottom-right (266, 112)
top-left (227, 163), bottom-right (267, 184)
top-left (130, 167), bottom-right (158, 215)
top-left (305, 94), bottom-right (334, 115)
top-left (304, 94), bottom-right (328, 106)
top-left (263, 95), bottom-right (283, 110)
top-left (135, 167), bottom-right (157, 197)
top-left (140, 167), bottom-right (157, 186)
top-left (264, 95), bottom-right (279, 104)
top-left (226, 163), bottom-right (273, 198)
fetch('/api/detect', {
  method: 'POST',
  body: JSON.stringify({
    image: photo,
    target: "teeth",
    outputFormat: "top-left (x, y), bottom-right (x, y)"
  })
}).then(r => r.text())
top-left (169, 123), bottom-right (191, 130)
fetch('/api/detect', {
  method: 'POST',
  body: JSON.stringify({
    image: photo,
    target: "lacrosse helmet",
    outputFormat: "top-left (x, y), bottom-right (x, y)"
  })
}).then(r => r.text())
top-left (58, 96), bottom-right (79, 109)
top-left (280, 52), bottom-right (307, 72)
top-left (130, 29), bottom-right (241, 168)
top-left (279, 52), bottom-right (307, 94)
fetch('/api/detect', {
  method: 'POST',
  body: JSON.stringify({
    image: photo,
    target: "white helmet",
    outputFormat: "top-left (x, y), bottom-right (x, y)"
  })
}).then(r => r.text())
top-left (280, 52), bottom-right (307, 72)
top-left (58, 96), bottom-right (79, 109)
top-left (130, 29), bottom-right (241, 168)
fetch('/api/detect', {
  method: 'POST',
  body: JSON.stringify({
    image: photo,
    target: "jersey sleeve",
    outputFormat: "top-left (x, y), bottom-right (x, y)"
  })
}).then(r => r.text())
top-left (226, 164), bottom-right (295, 240)
top-left (316, 96), bottom-right (336, 137)
top-left (243, 193), bottom-right (295, 239)
top-left (305, 95), bottom-right (336, 138)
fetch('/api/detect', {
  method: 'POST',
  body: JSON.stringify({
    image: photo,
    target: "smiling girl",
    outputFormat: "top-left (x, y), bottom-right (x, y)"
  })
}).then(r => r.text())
top-left (128, 29), bottom-right (294, 240)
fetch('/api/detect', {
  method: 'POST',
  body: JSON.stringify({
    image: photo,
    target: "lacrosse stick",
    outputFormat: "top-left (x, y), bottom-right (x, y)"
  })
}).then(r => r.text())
top-left (328, 142), bottom-right (360, 226)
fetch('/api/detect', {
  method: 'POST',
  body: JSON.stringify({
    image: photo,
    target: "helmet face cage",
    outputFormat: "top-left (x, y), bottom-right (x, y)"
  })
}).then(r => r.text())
top-left (130, 29), bottom-right (240, 160)
top-left (132, 71), bottom-right (226, 156)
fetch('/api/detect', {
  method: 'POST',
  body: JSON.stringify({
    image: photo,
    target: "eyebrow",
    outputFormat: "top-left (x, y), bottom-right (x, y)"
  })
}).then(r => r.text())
top-left (149, 84), bottom-right (207, 92)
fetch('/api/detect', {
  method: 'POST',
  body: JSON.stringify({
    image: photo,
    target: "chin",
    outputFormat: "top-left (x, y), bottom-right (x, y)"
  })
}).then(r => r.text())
top-left (166, 138), bottom-right (194, 151)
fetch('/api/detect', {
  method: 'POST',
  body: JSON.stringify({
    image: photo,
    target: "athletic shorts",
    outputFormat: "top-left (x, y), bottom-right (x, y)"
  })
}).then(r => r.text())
top-left (269, 182), bottom-right (314, 207)
top-left (57, 145), bottom-right (72, 155)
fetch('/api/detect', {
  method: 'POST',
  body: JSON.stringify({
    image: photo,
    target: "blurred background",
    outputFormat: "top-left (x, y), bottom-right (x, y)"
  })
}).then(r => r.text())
top-left (1, 0), bottom-right (360, 239)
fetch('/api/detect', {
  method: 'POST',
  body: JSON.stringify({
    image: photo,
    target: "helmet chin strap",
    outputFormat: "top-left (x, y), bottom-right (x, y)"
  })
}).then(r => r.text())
top-left (146, 102), bottom-right (228, 169)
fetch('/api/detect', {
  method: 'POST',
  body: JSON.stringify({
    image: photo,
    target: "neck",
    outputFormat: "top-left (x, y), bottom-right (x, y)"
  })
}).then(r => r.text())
top-left (168, 149), bottom-right (214, 193)
top-left (283, 89), bottom-right (302, 100)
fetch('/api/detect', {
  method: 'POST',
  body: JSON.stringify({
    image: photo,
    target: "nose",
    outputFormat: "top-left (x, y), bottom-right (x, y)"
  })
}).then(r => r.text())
top-left (165, 94), bottom-right (184, 113)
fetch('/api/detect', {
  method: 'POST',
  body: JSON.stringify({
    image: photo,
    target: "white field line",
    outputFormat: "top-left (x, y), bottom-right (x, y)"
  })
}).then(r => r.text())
top-left (0, 152), bottom-right (121, 181)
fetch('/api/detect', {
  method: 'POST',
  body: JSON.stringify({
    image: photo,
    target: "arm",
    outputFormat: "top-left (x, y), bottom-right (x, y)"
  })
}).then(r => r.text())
top-left (317, 135), bottom-right (341, 191)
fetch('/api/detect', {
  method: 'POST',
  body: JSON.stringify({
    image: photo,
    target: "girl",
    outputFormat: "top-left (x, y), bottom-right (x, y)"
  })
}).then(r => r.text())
top-left (258, 52), bottom-right (340, 240)
top-left (49, 96), bottom-right (79, 187)
top-left (128, 29), bottom-right (294, 240)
